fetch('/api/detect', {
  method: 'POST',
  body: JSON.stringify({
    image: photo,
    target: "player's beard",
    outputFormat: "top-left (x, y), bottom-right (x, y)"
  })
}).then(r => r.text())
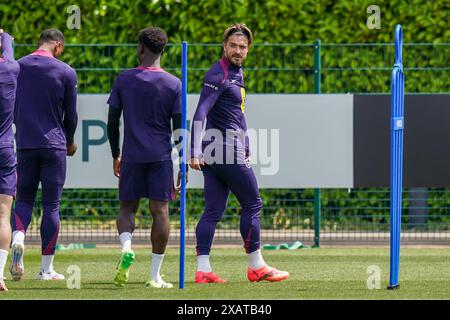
top-left (232, 55), bottom-right (243, 66)
top-left (225, 51), bottom-right (244, 67)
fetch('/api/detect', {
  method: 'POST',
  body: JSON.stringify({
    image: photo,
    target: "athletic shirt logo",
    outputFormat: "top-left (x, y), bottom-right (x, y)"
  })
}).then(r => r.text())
top-left (240, 87), bottom-right (246, 113)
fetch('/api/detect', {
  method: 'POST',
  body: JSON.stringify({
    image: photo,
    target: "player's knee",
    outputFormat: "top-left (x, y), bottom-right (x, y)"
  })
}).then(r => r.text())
top-left (42, 202), bottom-right (60, 214)
top-left (242, 197), bottom-right (262, 214)
top-left (202, 207), bottom-right (226, 223)
top-left (15, 196), bottom-right (35, 206)
top-left (120, 200), bottom-right (139, 214)
top-left (149, 201), bottom-right (169, 217)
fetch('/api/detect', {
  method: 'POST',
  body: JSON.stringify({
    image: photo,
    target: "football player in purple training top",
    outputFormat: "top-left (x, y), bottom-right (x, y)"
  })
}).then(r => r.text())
top-left (189, 23), bottom-right (289, 283)
top-left (107, 27), bottom-right (185, 289)
top-left (0, 28), bottom-right (20, 292)
top-left (10, 29), bottom-right (78, 281)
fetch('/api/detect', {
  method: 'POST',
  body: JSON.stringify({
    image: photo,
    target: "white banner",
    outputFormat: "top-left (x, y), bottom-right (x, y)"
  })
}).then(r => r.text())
top-left (65, 94), bottom-right (354, 188)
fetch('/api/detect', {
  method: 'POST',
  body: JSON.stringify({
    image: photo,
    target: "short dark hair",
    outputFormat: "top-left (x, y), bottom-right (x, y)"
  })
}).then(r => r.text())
top-left (223, 23), bottom-right (253, 46)
top-left (138, 27), bottom-right (168, 54)
top-left (38, 28), bottom-right (64, 46)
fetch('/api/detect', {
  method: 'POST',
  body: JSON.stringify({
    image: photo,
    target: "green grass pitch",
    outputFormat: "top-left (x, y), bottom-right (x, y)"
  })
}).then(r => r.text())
top-left (0, 247), bottom-right (449, 299)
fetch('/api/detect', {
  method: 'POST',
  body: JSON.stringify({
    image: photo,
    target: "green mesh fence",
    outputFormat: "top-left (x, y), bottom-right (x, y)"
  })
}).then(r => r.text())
top-left (14, 42), bottom-right (450, 93)
top-left (13, 42), bottom-right (450, 245)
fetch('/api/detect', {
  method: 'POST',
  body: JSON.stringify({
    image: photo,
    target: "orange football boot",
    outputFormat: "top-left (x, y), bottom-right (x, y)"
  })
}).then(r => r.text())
top-left (195, 271), bottom-right (227, 283)
top-left (247, 265), bottom-right (289, 282)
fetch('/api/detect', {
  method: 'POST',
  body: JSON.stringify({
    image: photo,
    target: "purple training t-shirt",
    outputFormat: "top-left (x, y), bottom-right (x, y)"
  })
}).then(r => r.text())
top-left (15, 50), bottom-right (78, 150)
top-left (0, 32), bottom-right (20, 149)
top-left (107, 66), bottom-right (181, 163)
top-left (190, 57), bottom-right (249, 160)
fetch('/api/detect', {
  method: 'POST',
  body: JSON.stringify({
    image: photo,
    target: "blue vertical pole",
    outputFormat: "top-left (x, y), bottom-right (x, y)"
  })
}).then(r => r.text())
top-left (388, 25), bottom-right (404, 290)
top-left (179, 41), bottom-right (188, 289)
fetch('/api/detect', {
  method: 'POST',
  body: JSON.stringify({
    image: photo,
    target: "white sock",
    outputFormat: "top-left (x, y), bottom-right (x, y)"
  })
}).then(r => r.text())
top-left (119, 232), bottom-right (132, 252)
top-left (151, 253), bottom-right (164, 282)
top-left (197, 255), bottom-right (212, 272)
top-left (41, 255), bottom-right (55, 273)
top-left (12, 231), bottom-right (25, 246)
top-left (247, 249), bottom-right (266, 270)
top-left (0, 249), bottom-right (8, 280)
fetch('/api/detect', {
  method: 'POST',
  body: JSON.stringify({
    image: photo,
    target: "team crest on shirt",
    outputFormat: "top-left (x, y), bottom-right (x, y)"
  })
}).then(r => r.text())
top-left (240, 87), bottom-right (246, 113)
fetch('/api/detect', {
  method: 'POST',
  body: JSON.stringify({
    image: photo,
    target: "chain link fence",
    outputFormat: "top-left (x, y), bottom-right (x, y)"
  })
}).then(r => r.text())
top-left (20, 188), bottom-right (449, 246)
top-left (13, 42), bottom-right (450, 245)
top-left (14, 42), bottom-right (450, 94)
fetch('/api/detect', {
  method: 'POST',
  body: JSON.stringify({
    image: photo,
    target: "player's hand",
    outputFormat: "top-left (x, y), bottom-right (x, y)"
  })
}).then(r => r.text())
top-left (189, 157), bottom-right (204, 171)
top-left (113, 157), bottom-right (121, 178)
top-left (175, 170), bottom-right (189, 193)
top-left (67, 143), bottom-right (77, 156)
top-left (245, 155), bottom-right (251, 167)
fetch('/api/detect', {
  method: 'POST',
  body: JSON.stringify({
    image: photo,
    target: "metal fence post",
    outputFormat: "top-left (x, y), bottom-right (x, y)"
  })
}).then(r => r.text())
top-left (314, 39), bottom-right (321, 248)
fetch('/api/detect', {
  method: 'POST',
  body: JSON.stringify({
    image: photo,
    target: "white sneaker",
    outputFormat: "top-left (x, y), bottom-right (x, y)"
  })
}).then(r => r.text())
top-left (145, 278), bottom-right (173, 289)
top-left (36, 269), bottom-right (65, 281)
top-left (9, 243), bottom-right (25, 281)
